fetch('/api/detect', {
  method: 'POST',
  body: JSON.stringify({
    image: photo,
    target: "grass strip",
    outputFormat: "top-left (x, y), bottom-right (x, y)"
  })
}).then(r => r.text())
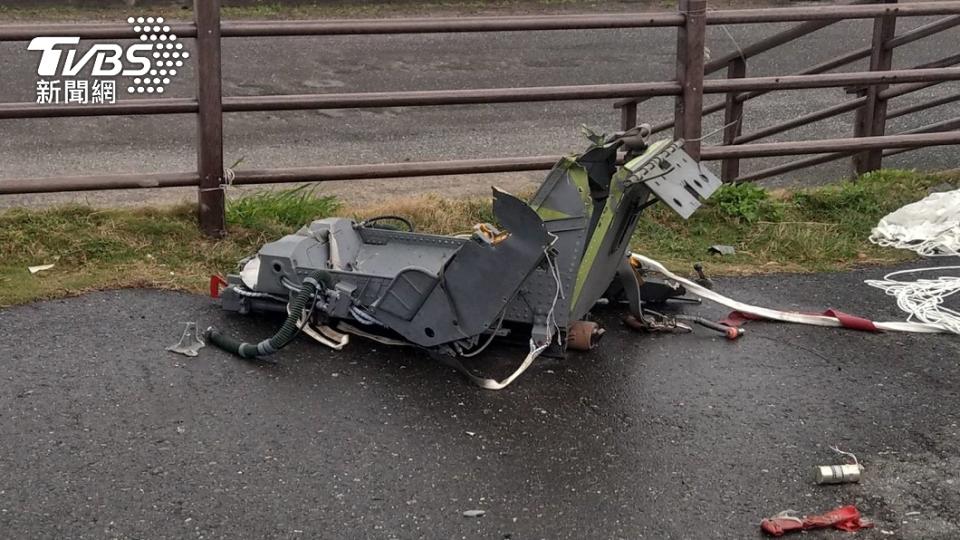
top-left (0, 169), bottom-right (954, 307)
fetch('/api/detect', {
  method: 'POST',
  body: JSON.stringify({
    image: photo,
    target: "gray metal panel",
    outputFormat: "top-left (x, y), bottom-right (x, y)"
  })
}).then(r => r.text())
top-left (354, 240), bottom-right (457, 278)
top-left (631, 141), bottom-right (722, 219)
top-left (256, 233), bottom-right (330, 295)
top-left (528, 162), bottom-right (587, 217)
top-left (372, 189), bottom-right (549, 347)
top-left (377, 267), bottom-right (439, 321)
top-left (526, 162), bottom-right (594, 329)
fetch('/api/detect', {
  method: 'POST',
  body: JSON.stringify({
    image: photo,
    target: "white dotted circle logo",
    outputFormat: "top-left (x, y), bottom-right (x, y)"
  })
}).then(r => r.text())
top-left (126, 16), bottom-right (189, 94)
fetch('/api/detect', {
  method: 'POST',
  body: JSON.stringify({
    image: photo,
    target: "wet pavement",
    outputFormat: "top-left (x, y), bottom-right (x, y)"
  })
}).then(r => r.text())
top-left (1, 262), bottom-right (959, 539)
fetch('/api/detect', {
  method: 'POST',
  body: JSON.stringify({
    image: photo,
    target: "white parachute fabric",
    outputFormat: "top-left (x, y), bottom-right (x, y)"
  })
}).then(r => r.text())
top-left (869, 188), bottom-right (960, 256)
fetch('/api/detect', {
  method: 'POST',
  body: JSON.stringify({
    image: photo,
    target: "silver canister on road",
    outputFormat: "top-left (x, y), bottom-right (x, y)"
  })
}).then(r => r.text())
top-left (814, 463), bottom-right (862, 484)
top-left (814, 445), bottom-right (864, 485)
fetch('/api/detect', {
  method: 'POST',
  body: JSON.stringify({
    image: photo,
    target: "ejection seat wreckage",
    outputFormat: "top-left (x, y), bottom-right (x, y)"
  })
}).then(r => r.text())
top-left (205, 125), bottom-right (736, 389)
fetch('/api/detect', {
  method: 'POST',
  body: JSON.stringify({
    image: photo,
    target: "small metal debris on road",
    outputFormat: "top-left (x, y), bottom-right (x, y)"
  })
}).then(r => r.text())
top-left (463, 510), bottom-right (486, 518)
top-left (28, 263), bottom-right (55, 274)
top-left (566, 320), bottom-right (605, 351)
top-left (814, 445), bottom-right (864, 485)
top-left (166, 322), bottom-right (205, 357)
top-left (693, 262), bottom-right (714, 290)
top-left (761, 505), bottom-right (873, 536)
top-left (708, 244), bottom-right (736, 255)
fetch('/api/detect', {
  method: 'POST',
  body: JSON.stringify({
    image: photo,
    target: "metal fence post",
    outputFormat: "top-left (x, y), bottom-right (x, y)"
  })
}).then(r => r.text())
top-left (674, 0), bottom-right (707, 160)
top-left (195, 0), bottom-right (226, 237)
top-left (721, 57), bottom-right (746, 182)
top-left (620, 101), bottom-right (638, 131)
top-left (854, 0), bottom-right (898, 175)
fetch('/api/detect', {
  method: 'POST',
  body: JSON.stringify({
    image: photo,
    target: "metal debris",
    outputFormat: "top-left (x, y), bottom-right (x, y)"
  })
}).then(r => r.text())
top-left (814, 446), bottom-right (864, 485)
top-left (28, 263), bottom-right (55, 274)
top-left (708, 244), bottom-right (736, 255)
top-left (166, 322), bottom-right (205, 357)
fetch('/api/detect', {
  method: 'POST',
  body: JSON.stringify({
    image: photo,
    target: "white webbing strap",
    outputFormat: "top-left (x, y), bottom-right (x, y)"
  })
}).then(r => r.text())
top-left (447, 339), bottom-right (551, 391)
top-left (630, 253), bottom-right (953, 334)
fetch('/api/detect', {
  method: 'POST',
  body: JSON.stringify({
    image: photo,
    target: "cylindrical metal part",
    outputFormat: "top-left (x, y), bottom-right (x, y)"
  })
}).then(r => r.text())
top-left (814, 464), bottom-right (862, 484)
top-left (701, 130), bottom-right (960, 160)
top-left (567, 321), bottom-right (605, 351)
top-left (702, 67), bottom-right (960, 93)
top-left (221, 81), bottom-right (682, 112)
top-left (0, 22), bottom-right (196, 42)
top-left (219, 13), bottom-right (686, 37)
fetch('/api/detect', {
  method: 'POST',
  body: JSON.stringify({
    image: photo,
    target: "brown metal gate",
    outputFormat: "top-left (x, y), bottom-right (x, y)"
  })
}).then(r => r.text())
top-left (1, 0), bottom-right (959, 236)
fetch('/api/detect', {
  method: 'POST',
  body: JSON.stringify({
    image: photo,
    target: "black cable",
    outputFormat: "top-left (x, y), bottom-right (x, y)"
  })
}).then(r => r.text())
top-left (360, 215), bottom-right (415, 232)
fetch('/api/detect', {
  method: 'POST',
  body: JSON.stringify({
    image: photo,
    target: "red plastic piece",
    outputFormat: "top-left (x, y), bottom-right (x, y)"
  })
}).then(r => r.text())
top-left (761, 505), bottom-right (873, 537)
top-left (209, 275), bottom-right (227, 298)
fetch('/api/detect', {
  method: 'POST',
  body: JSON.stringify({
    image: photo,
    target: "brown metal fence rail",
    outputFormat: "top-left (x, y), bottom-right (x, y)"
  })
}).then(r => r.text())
top-left (1, 0), bottom-right (959, 235)
top-left (618, 0), bottom-right (960, 182)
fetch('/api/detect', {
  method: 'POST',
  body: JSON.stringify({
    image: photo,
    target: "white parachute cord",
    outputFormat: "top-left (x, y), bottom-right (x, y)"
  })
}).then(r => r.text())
top-left (864, 266), bottom-right (960, 335)
top-left (829, 445), bottom-right (862, 470)
top-left (544, 243), bottom-right (564, 339)
top-left (452, 338), bottom-right (550, 391)
top-left (629, 252), bottom-right (954, 334)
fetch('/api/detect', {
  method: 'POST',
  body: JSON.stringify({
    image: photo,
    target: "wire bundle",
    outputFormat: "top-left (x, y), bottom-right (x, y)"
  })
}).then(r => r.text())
top-left (864, 266), bottom-right (960, 335)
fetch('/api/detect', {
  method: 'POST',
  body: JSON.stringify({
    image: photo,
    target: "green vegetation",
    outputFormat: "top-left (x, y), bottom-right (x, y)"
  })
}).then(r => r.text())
top-left (711, 182), bottom-right (782, 223)
top-left (633, 169), bottom-right (956, 273)
top-left (225, 184), bottom-right (341, 232)
top-left (0, 187), bottom-right (342, 306)
top-left (0, 169), bottom-right (954, 306)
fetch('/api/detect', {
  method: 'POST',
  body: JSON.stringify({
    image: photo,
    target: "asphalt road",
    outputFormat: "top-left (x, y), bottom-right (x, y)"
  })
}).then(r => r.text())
top-left (1, 261), bottom-right (959, 539)
top-left (1, 5), bottom-right (959, 209)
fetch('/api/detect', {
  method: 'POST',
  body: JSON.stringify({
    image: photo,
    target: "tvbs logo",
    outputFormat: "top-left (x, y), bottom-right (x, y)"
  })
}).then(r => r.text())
top-left (29, 37), bottom-right (153, 77)
top-left (28, 16), bottom-right (188, 104)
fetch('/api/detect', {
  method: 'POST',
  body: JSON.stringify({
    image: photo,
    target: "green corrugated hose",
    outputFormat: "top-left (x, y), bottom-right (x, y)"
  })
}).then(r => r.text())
top-left (205, 269), bottom-right (332, 360)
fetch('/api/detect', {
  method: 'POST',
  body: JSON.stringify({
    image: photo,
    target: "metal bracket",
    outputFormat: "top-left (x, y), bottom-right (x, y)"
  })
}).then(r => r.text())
top-left (625, 141), bottom-right (722, 219)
